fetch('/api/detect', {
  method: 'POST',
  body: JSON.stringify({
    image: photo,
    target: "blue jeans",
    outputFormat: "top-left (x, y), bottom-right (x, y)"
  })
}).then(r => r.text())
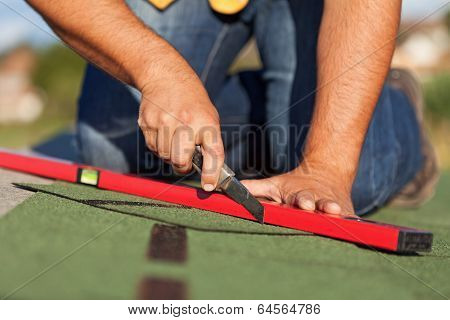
top-left (76, 0), bottom-right (422, 215)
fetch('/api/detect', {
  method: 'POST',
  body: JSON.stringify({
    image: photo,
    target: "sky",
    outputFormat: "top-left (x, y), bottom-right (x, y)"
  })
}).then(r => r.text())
top-left (0, 0), bottom-right (55, 52)
top-left (0, 0), bottom-right (449, 53)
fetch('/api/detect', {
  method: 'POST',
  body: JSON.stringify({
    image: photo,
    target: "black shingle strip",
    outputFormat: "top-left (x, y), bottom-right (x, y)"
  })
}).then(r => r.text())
top-left (13, 183), bottom-right (313, 236)
top-left (79, 199), bottom-right (183, 208)
top-left (148, 224), bottom-right (187, 263)
top-left (137, 277), bottom-right (188, 300)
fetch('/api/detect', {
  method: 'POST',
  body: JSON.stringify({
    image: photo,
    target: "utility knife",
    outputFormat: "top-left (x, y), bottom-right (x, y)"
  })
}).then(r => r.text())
top-left (192, 146), bottom-right (265, 223)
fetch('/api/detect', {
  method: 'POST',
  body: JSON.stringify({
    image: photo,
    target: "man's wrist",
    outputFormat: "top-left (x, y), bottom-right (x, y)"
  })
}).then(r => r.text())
top-left (299, 124), bottom-right (364, 188)
top-left (294, 153), bottom-right (357, 191)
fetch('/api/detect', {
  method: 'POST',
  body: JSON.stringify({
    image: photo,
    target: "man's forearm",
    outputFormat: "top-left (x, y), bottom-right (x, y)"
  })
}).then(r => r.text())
top-left (301, 0), bottom-right (401, 184)
top-left (26, 0), bottom-right (191, 90)
top-left (27, 0), bottom-right (227, 189)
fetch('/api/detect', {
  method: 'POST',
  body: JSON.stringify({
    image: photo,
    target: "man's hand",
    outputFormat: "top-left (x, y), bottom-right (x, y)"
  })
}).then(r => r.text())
top-left (138, 71), bottom-right (225, 191)
top-left (26, 0), bottom-right (225, 191)
top-left (242, 162), bottom-right (355, 215)
top-left (243, 0), bottom-right (401, 215)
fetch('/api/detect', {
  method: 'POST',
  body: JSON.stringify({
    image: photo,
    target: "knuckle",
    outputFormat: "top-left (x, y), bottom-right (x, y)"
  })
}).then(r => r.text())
top-left (137, 116), bottom-right (147, 129)
top-left (298, 190), bottom-right (314, 199)
top-left (138, 113), bottom-right (156, 130)
top-left (159, 113), bottom-right (172, 126)
top-left (173, 167), bottom-right (189, 175)
top-left (202, 115), bottom-right (218, 126)
top-left (208, 144), bottom-right (225, 158)
top-left (145, 141), bottom-right (154, 150)
top-left (195, 118), bottom-right (219, 134)
top-left (173, 166), bottom-right (191, 175)
top-left (179, 110), bottom-right (192, 124)
top-left (208, 107), bottom-right (220, 122)
top-left (147, 144), bottom-right (157, 153)
top-left (157, 147), bottom-right (170, 160)
top-left (172, 157), bottom-right (189, 168)
top-left (159, 153), bottom-right (170, 160)
top-left (201, 173), bottom-right (216, 183)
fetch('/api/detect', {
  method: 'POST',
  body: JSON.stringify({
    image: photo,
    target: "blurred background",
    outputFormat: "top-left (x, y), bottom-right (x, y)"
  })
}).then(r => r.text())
top-left (0, 0), bottom-right (449, 168)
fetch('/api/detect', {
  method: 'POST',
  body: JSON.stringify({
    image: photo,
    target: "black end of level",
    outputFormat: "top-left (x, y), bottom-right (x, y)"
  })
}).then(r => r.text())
top-left (397, 230), bottom-right (433, 253)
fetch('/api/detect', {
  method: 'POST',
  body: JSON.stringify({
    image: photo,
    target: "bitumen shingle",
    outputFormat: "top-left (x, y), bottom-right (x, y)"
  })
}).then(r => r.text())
top-left (0, 172), bottom-right (449, 299)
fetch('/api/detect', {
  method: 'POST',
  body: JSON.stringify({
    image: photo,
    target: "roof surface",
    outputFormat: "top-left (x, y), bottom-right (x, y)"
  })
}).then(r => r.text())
top-left (0, 172), bottom-right (449, 299)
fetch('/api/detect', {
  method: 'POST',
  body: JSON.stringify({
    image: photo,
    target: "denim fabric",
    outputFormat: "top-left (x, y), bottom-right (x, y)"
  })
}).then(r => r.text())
top-left (77, 0), bottom-right (295, 175)
top-left (351, 85), bottom-right (423, 213)
top-left (76, 0), bottom-right (422, 215)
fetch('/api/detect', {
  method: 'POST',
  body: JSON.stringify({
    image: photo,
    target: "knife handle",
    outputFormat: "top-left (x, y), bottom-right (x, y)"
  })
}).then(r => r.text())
top-left (192, 146), bottom-right (235, 189)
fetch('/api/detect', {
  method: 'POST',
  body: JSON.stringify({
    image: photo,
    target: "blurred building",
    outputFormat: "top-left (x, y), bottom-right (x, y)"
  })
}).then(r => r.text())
top-left (0, 46), bottom-right (44, 124)
top-left (392, 18), bottom-right (449, 77)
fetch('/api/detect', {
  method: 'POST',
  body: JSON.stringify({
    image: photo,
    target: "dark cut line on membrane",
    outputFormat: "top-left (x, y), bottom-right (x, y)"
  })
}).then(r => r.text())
top-left (148, 224), bottom-right (187, 263)
top-left (137, 277), bottom-right (188, 300)
top-left (78, 199), bottom-right (186, 208)
top-left (13, 183), bottom-right (313, 236)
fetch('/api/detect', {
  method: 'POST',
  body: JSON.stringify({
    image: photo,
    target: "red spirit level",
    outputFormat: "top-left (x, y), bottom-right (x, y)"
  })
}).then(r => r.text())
top-left (0, 150), bottom-right (433, 253)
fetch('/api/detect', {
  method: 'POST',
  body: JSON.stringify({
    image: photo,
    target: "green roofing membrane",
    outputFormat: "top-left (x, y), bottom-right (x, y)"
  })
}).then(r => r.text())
top-left (0, 173), bottom-right (449, 299)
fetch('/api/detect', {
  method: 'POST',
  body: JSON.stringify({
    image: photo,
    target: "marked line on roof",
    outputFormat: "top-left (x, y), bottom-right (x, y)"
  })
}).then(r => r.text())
top-left (137, 277), bottom-right (188, 300)
top-left (148, 224), bottom-right (188, 263)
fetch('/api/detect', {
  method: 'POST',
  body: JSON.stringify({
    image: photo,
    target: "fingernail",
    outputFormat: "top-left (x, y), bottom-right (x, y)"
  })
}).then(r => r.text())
top-left (203, 184), bottom-right (215, 192)
top-left (328, 202), bottom-right (341, 213)
top-left (304, 200), bottom-right (315, 210)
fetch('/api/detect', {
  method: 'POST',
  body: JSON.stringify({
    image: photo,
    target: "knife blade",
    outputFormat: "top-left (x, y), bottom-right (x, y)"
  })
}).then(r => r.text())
top-left (192, 146), bottom-right (264, 223)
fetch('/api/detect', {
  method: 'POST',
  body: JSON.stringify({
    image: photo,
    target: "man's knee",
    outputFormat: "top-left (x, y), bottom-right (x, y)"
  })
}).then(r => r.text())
top-left (351, 84), bottom-right (423, 215)
top-left (352, 149), bottom-right (399, 215)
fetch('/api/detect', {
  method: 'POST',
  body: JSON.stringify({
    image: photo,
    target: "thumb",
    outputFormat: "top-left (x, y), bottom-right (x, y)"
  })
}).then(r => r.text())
top-left (241, 178), bottom-right (280, 202)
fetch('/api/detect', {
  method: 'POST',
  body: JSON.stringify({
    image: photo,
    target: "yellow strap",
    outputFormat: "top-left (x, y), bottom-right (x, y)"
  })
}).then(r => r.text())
top-left (147, 0), bottom-right (175, 10)
top-left (209, 0), bottom-right (249, 14)
top-left (148, 0), bottom-right (249, 15)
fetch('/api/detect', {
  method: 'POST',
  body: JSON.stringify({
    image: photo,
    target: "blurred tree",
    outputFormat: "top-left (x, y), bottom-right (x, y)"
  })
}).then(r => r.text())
top-left (424, 72), bottom-right (450, 122)
top-left (0, 44), bottom-right (85, 148)
top-left (32, 44), bottom-right (85, 120)
top-left (445, 10), bottom-right (450, 33)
